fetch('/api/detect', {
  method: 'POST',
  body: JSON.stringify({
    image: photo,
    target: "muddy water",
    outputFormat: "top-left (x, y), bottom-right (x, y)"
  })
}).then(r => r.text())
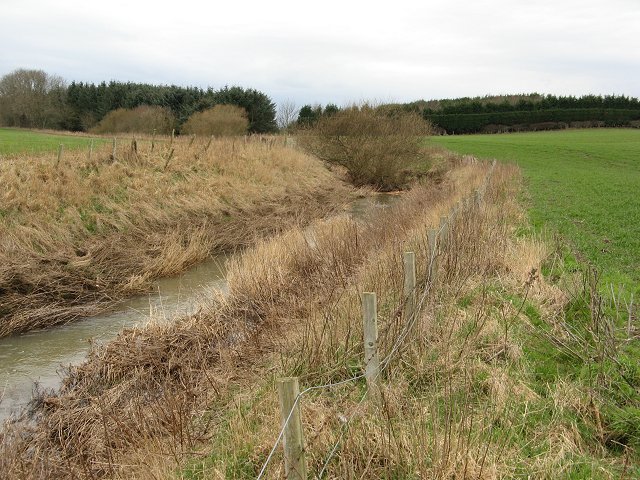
top-left (0, 194), bottom-right (397, 423)
top-left (0, 258), bottom-right (228, 422)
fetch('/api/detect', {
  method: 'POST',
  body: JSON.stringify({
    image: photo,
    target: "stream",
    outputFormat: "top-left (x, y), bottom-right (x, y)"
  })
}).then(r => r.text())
top-left (0, 194), bottom-right (397, 423)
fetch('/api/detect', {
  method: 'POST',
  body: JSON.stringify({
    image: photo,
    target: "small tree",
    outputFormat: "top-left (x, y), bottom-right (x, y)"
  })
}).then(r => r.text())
top-left (297, 104), bottom-right (322, 126)
top-left (181, 104), bottom-right (249, 136)
top-left (276, 99), bottom-right (299, 131)
top-left (298, 106), bottom-right (432, 190)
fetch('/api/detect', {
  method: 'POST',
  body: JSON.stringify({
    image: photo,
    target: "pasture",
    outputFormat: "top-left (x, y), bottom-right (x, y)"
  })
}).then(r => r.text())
top-left (430, 128), bottom-right (640, 294)
top-left (0, 128), bottom-right (102, 155)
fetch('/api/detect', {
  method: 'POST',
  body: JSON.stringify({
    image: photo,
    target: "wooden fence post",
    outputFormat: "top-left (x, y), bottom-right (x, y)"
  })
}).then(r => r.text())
top-left (56, 144), bottom-right (63, 166)
top-left (88, 139), bottom-right (94, 161)
top-left (111, 137), bottom-right (117, 160)
top-left (362, 292), bottom-right (380, 399)
top-left (428, 228), bottom-right (438, 285)
top-left (277, 377), bottom-right (307, 479)
top-left (403, 252), bottom-right (416, 323)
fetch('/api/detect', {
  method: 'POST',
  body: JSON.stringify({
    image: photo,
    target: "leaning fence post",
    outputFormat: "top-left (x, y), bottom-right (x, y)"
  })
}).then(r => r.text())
top-left (362, 292), bottom-right (380, 400)
top-left (277, 377), bottom-right (307, 480)
top-left (428, 228), bottom-right (438, 286)
top-left (403, 252), bottom-right (417, 323)
top-left (56, 144), bottom-right (64, 166)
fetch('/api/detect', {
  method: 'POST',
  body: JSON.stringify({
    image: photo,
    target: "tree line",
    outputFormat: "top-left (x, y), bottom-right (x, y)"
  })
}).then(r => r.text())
top-left (415, 94), bottom-right (640, 134)
top-left (294, 94), bottom-right (640, 134)
top-left (0, 68), bottom-right (277, 134)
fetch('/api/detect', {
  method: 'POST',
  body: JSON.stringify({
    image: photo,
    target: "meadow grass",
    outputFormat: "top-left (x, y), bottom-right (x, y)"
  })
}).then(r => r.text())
top-left (429, 128), bottom-right (640, 296)
top-left (0, 127), bottom-right (105, 155)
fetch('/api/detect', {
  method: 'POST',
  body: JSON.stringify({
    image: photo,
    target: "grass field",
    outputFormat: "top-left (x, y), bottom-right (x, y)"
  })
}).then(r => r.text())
top-left (0, 128), bottom-right (103, 155)
top-left (430, 128), bottom-right (640, 295)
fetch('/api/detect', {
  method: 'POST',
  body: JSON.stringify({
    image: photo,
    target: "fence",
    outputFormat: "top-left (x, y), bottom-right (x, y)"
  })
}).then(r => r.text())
top-left (0, 131), bottom-right (291, 161)
top-left (256, 161), bottom-right (496, 479)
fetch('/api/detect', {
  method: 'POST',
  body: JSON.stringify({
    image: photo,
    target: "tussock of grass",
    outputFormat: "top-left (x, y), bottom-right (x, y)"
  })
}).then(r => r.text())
top-left (0, 135), bottom-right (353, 336)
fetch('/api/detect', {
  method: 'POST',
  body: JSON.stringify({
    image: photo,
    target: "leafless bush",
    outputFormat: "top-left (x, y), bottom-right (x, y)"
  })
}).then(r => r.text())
top-left (297, 106), bottom-right (433, 191)
top-left (91, 105), bottom-right (175, 134)
top-left (181, 104), bottom-right (249, 136)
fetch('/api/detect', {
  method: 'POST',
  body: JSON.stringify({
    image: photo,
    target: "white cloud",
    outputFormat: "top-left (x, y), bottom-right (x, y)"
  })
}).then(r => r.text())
top-left (1, 0), bottom-right (638, 106)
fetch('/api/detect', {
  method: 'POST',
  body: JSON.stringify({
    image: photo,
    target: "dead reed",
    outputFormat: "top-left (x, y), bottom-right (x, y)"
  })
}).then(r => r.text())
top-left (1, 156), bottom-right (634, 478)
top-left (0, 154), bottom-right (475, 478)
top-left (0, 135), bottom-right (353, 336)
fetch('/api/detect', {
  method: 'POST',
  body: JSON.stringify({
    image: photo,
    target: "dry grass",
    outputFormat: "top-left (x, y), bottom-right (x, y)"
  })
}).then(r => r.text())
top-left (1, 156), bottom-right (634, 478)
top-left (0, 135), bottom-right (353, 336)
top-left (0, 155), bottom-right (474, 478)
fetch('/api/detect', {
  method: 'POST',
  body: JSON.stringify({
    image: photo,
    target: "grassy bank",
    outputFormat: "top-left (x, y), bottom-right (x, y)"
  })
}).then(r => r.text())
top-left (2, 157), bottom-right (635, 478)
top-left (429, 129), bottom-right (640, 296)
top-left (0, 128), bottom-right (105, 155)
top-left (0, 135), bottom-right (353, 336)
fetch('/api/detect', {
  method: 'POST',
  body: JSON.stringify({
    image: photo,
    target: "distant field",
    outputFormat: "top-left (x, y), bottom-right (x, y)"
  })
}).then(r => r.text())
top-left (430, 128), bottom-right (640, 293)
top-left (0, 128), bottom-right (102, 155)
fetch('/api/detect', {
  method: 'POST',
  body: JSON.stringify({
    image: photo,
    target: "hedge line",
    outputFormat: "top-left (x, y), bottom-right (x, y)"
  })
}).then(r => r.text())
top-left (425, 108), bottom-right (640, 134)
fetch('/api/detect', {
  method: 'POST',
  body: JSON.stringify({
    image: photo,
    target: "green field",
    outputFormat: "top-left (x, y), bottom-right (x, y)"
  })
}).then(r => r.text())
top-left (430, 128), bottom-right (640, 294)
top-left (0, 128), bottom-right (102, 155)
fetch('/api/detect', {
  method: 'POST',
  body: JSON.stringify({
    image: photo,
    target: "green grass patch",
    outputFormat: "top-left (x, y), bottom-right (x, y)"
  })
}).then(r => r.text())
top-left (429, 129), bottom-right (640, 296)
top-left (0, 128), bottom-right (103, 155)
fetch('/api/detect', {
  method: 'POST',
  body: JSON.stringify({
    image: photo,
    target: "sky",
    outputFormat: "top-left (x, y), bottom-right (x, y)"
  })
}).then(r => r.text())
top-left (1, 0), bottom-right (639, 107)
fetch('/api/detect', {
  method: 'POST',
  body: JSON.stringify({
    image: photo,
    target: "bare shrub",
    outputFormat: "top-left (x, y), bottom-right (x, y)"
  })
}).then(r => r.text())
top-left (91, 105), bottom-right (175, 134)
top-left (181, 104), bottom-right (249, 136)
top-left (297, 106), bottom-right (432, 191)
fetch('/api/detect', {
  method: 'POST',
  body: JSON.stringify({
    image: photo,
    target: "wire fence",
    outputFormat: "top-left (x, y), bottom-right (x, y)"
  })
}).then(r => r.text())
top-left (256, 161), bottom-right (497, 479)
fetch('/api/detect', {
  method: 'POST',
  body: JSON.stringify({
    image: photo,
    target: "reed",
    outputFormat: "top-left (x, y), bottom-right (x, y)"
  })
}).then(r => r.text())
top-left (0, 135), bottom-right (354, 336)
top-left (1, 157), bottom-right (634, 479)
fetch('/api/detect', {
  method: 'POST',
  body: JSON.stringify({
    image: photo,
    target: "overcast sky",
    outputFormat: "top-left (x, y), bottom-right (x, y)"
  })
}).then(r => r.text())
top-left (1, 0), bottom-right (639, 107)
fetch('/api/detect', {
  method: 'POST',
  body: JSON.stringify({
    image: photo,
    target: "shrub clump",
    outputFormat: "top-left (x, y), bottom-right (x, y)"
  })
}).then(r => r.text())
top-left (90, 105), bottom-right (175, 134)
top-left (297, 106), bottom-right (432, 190)
top-left (181, 104), bottom-right (249, 136)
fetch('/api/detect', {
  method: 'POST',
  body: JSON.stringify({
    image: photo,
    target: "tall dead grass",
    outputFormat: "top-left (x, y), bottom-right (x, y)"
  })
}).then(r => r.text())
top-left (0, 155), bottom-right (480, 478)
top-left (2, 156), bottom-right (630, 478)
top-left (0, 135), bottom-right (353, 336)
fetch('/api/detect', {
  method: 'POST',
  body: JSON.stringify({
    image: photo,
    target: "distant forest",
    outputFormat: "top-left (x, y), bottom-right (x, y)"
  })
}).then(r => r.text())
top-left (297, 94), bottom-right (640, 134)
top-left (410, 94), bottom-right (640, 134)
top-left (0, 69), bottom-right (277, 133)
top-left (2, 68), bottom-right (640, 135)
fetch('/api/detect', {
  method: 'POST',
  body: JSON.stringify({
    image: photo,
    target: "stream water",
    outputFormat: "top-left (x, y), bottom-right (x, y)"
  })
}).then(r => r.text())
top-left (0, 194), bottom-right (397, 423)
